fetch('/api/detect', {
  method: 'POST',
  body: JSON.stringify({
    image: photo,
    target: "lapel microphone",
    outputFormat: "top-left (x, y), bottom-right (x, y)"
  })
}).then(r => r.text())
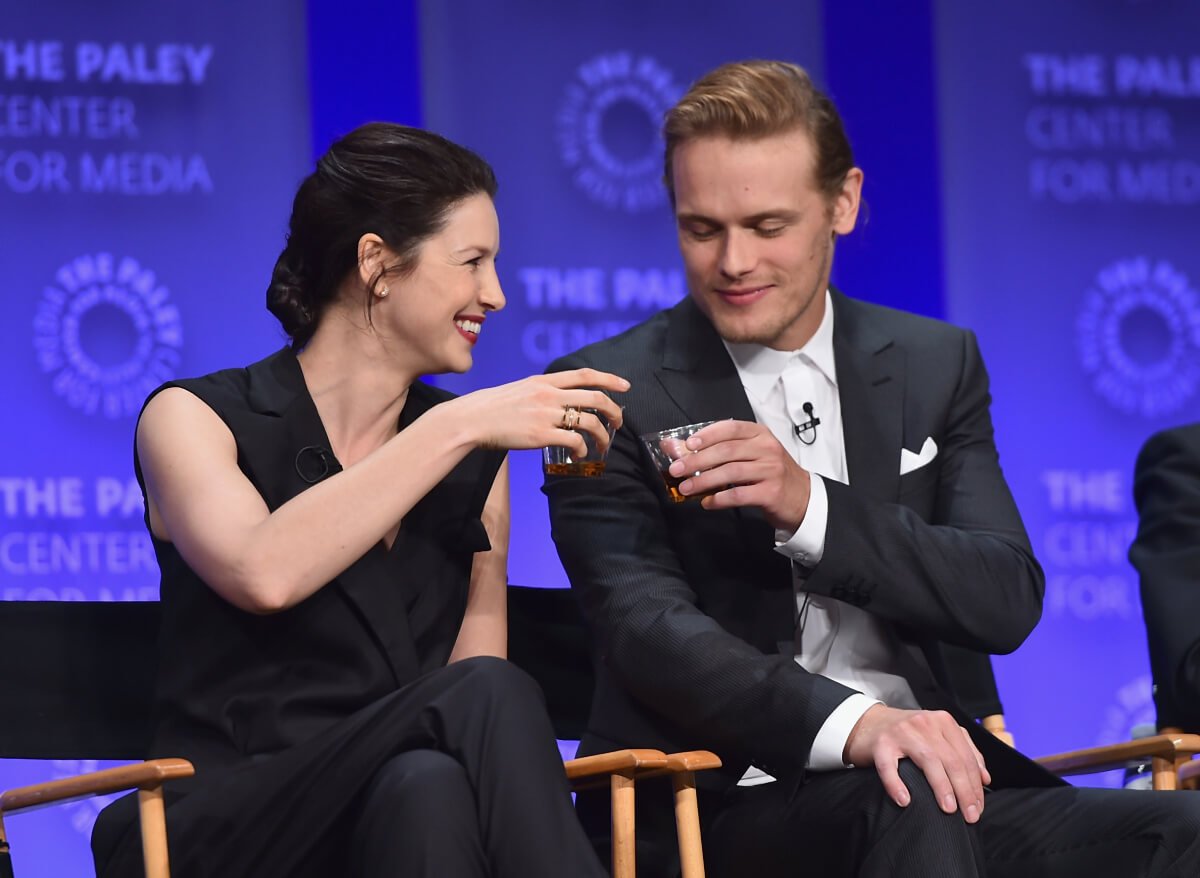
top-left (794, 402), bottom-right (820, 446)
top-left (295, 445), bottom-right (343, 484)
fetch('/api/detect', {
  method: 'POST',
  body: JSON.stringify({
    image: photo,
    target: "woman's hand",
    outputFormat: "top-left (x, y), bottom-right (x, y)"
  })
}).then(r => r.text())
top-left (443, 368), bottom-right (629, 458)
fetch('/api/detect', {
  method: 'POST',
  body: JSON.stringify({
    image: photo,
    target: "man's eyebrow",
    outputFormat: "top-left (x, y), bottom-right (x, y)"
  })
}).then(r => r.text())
top-left (741, 210), bottom-right (801, 225)
top-left (675, 210), bottom-right (801, 226)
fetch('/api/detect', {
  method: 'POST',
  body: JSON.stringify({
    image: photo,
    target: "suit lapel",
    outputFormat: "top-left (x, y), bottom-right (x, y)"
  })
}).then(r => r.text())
top-left (831, 290), bottom-right (903, 504)
top-left (654, 294), bottom-right (906, 505)
top-left (653, 298), bottom-right (793, 628)
top-left (239, 349), bottom-right (420, 686)
top-left (654, 297), bottom-right (758, 427)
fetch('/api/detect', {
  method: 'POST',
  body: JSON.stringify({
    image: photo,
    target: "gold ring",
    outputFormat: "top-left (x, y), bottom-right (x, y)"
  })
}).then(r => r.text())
top-left (561, 406), bottom-right (581, 430)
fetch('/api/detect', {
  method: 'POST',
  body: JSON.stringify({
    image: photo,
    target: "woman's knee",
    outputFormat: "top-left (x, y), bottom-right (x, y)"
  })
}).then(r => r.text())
top-left (370, 749), bottom-right (470, 800)
top-left (450, 655), bottom-right (544, 706)
top-left (352, 750), bottom-right (487, 875)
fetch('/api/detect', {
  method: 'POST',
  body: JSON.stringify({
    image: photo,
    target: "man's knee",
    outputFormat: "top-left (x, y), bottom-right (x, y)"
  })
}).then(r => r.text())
top-left (893, 759), bottom-right (958, 820)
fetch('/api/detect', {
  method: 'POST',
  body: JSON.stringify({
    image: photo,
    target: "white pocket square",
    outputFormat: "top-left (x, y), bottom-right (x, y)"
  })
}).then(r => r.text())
top-left (899, 437), bottom-right (938, 476)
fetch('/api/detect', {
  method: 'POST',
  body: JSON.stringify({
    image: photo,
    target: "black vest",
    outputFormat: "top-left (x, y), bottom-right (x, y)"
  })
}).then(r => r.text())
top-left (137, 348), bottom-right (504, 769)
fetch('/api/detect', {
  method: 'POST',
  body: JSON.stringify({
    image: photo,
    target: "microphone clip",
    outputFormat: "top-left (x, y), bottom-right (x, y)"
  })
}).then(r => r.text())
top-left (295, 445), bottom-right (343, 484)
top-left (794, 402), bottom-right (821, 446)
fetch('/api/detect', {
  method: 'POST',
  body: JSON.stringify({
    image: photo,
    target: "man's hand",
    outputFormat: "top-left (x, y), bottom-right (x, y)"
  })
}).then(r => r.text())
top-left (667, 419), bottom-right (811, 532)
top-left (844, 704), bottom-right (990, 824)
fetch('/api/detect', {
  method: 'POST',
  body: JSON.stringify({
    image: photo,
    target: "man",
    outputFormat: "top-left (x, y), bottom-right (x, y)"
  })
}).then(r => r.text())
top-left (1131, 423), bottom-right (1200, 733)
top-left (544, 60), bottom-right (1200, 877)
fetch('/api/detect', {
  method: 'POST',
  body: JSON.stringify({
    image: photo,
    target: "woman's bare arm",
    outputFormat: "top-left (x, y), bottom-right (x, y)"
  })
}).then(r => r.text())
top-left (138, 368), bottom-right (626, 614)
top-left (449, 456), bottom-right (510, 662)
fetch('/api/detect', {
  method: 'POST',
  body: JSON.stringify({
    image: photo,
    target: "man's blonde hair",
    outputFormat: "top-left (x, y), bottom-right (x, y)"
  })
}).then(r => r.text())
top-left (663, 60), bottom-right (855, 203)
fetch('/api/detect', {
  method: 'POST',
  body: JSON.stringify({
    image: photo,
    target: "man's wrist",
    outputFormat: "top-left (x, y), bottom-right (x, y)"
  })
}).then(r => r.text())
top-left (809, 693), bottom-right (881, 771)
top-left (774, 472), bottom-right (829, 565)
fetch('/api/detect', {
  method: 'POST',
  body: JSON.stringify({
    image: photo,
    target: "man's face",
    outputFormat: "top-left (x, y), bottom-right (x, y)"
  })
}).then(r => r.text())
top-left (671, 129), bottom-right (862, 351)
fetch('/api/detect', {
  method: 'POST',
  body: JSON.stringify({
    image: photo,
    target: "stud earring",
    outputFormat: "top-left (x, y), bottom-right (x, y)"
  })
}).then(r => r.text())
top-left (377, 285), bottom-right (389, 298)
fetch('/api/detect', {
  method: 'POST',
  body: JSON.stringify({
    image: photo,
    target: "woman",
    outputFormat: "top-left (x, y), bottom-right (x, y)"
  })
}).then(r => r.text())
top-left (91, 123), bottom-right (623, 878)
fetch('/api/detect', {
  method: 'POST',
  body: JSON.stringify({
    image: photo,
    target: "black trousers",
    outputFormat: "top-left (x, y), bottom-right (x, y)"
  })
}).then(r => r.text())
top-left (93, 657), bottom-right (605, 878)
top-left (702, 760), bottom-right (1200, 878)
top-left (579, 759), bottom-right (1200, 878)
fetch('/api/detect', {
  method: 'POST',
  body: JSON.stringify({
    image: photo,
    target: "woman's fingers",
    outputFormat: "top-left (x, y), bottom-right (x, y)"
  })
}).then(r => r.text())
top-left (545, 368), bottom-right (630, 394)
top-left (557, 390), bottom-right (623, 431)
top-left (537, 370), bottom-right (628, 440)
top-left (466, 369), bottom-right (629, 453)
top-left (550, 428), bottom-right (590, 459)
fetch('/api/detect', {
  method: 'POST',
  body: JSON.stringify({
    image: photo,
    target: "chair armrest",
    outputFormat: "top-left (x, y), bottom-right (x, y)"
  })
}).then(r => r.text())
top-left (665, 751), bottom-right (722, 772)
top-left (1036, 734), bottom-right (1200, 776)
top-left (0, 759), bottom-right (194, 816)
top-left (981, 714), bottom-right (1015, 748)
top-left (566, 749), bottom-right (668, 791)
top-left (563, 748), bottom-right (722, 878)
top-left (635, 750), bottom-right (723, 782)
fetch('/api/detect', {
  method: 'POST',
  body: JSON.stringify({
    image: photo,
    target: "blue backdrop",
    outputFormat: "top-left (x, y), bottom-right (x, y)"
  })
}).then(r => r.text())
top-left (1, 2), bottom-right (310, 873)
top-left (935, 0), bottom-right (1200, 767)
top-left (2, 1), bottom-right (1198, 874)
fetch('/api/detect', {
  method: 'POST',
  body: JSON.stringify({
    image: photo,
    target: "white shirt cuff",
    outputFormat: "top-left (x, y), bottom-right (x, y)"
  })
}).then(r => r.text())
top-left (806, 693), bottom-right (882, 771)
top-left (773, 472), bottom-right (829, 566)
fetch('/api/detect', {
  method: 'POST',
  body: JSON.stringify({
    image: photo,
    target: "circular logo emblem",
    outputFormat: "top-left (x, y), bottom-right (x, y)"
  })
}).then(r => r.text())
top-left (1093, 674), bottom-right (1156, 787)
top-left (51, 760), bottom-right (123, 838)
top-left (1077, 257), bottom-right (1200, 417)
top-left (556, 51), bottom-right (683, 213)
top-left (33, 253), bottom-right (184, 418)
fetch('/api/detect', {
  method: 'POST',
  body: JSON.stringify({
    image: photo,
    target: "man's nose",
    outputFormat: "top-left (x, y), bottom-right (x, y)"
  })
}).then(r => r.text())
top-left (718, 230), bottom-right (755, 279)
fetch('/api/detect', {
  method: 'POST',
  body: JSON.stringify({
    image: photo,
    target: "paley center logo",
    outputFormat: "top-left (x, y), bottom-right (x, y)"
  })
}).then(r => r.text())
top-left (1077, 257), bottom-right (1200, 417)
top-left (33, 253), bottom-right (183, 418)
top-left (1094, 674), bottom-right (1156, 788)
top-left (556, 51), bottom-right (683, 213)
top-left (52, 759), bottom-right (121, 839)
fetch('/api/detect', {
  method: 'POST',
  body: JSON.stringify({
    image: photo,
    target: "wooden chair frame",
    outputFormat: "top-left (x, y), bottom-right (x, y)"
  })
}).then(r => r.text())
top-left (0, 758), bottom-right (193, 878)
top-left (567, 749), bottom-right (722, 878)
top-left (2, 595), bottom-right (722, 878)
top-left (0, 748), bottom-right (722, 878)
top-left (1036, 732), bottom-right (1200, 790)
top-left (508, 584), bottom-right (722, 877)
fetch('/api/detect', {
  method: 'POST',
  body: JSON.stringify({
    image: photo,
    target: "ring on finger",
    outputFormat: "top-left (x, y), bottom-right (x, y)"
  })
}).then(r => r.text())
top-left (560, 405), bottom-right (581, 430)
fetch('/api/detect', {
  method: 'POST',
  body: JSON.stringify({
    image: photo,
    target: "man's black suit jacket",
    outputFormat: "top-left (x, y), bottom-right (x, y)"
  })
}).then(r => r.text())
top-left (544, 290), bottom-right (1057, 792)
top-left (1131, 422), bottom-right (1200, 731)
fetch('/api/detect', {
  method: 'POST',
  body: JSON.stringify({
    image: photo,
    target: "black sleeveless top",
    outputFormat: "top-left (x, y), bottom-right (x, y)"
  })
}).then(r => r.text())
top-left (137, 348), bottom-right (505, 771)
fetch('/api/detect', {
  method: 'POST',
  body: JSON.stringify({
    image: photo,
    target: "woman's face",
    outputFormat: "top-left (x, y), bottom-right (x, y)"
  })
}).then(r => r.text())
top-left (385, 193), bottom-right (504, 374)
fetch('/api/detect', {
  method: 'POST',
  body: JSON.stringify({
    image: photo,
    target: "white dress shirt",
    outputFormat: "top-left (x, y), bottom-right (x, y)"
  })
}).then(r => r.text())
top-left (724, 291), bottom-right (919, 785)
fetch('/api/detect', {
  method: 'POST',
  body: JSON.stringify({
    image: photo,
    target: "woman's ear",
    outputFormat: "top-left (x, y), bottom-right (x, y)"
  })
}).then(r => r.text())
top-left (357, 233), bottom-right (387, 292)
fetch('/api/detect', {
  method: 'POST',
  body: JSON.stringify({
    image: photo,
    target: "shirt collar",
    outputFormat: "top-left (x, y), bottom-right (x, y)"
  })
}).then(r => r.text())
top-left (722, 289), bottom-right (837, 404)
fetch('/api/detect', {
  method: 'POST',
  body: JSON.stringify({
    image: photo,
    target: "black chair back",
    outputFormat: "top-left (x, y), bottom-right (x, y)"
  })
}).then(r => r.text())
top-left (941, 643), bottom-right (1004, 722)
top-left (0, 588), bottom-right (593, 759)
top-left (506, 585), bottom-right (595, 741)
top-left (0, 601), bottom-right (159, 760)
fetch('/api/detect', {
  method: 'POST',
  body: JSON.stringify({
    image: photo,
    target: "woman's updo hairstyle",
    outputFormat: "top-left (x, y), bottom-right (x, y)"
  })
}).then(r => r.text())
top-left (267, 123), bottom-right (498, 348)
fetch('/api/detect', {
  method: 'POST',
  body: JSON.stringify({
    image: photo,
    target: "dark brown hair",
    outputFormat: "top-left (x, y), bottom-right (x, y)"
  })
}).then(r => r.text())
top-left (267, 123), bottom-right (498, 348)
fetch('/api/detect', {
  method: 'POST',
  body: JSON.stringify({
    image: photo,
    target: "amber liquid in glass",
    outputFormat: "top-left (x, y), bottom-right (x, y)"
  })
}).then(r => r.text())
top-left (545, 461), bottom-right (606, 477)
top-left (659, 472), bottom-right (717, 503)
